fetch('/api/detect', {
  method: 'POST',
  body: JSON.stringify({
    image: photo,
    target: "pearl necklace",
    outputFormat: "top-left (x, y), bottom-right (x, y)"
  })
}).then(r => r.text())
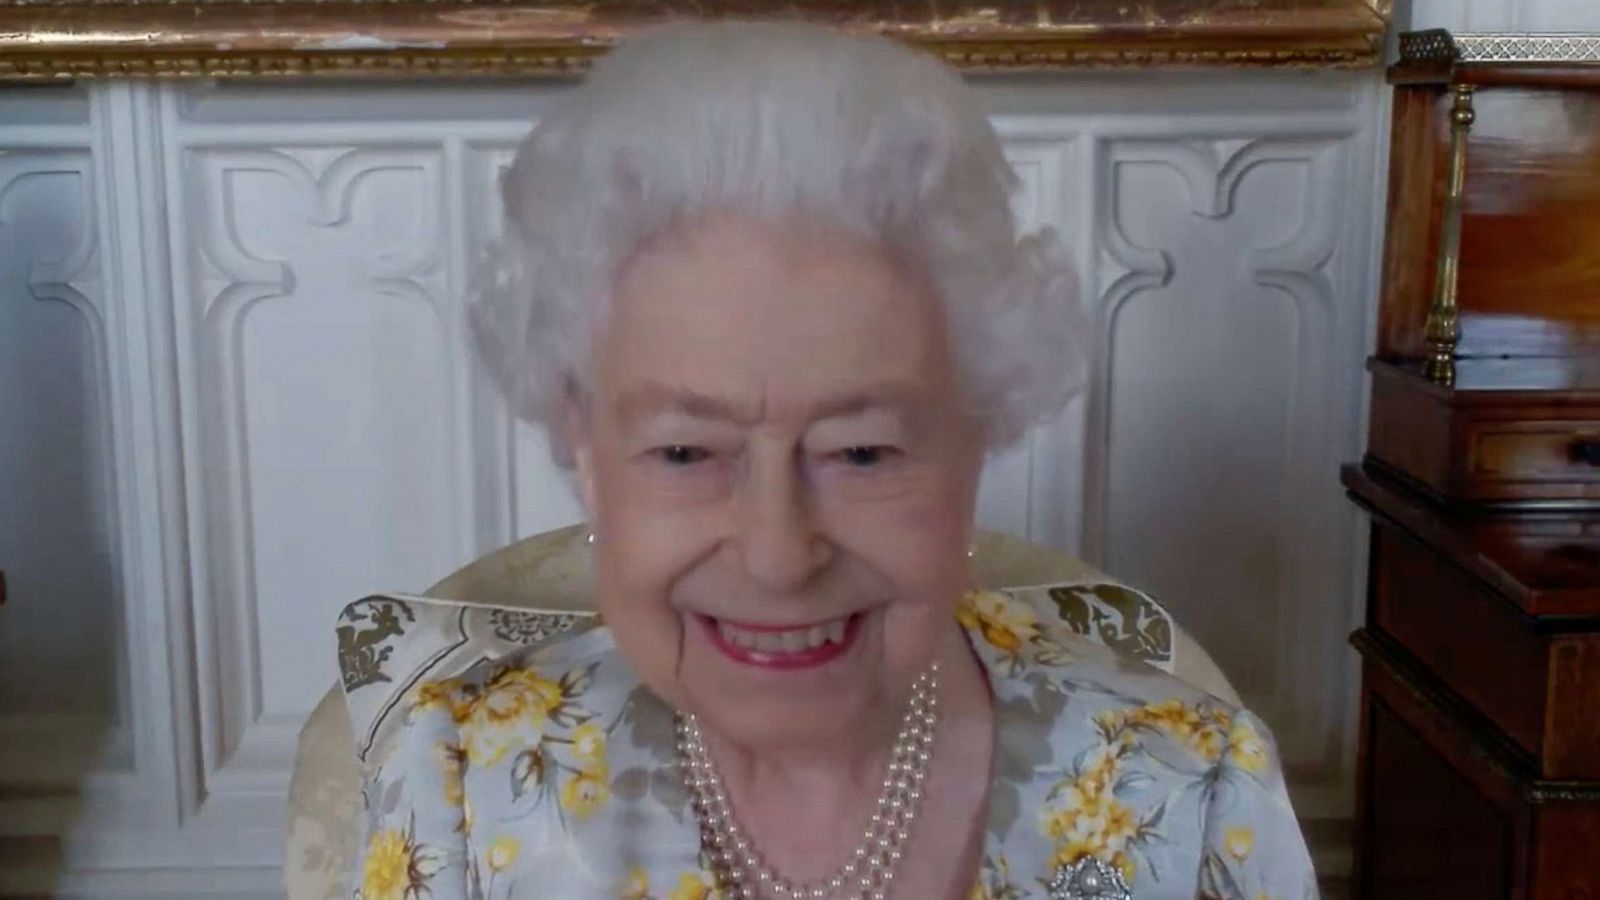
top-left (674, 664), bottom-right (940, 900)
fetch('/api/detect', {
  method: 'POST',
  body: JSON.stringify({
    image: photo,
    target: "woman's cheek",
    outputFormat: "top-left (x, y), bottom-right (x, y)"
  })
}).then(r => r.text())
top-left (824, 461), bottom-right (969, 536)
top-left (605, 498), bottom-right (726, 623)
top-left (634, 458), bottom-right (734, 506)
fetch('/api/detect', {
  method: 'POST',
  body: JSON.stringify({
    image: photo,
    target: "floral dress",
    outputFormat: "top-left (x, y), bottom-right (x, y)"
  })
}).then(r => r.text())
top-left (348, 590), bottom-right (1318, 900)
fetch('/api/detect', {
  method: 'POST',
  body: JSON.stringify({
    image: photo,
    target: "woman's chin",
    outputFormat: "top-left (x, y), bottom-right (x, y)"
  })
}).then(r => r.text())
top-left (691, 686), bottom-right (881, 754)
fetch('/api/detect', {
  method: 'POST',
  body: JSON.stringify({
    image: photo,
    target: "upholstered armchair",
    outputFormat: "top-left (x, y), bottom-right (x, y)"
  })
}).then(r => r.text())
top-left (283, 526), bottom-right (1239, 898)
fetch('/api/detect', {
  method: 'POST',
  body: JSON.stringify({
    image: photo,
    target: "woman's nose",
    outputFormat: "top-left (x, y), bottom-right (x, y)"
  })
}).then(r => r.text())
top-left (734, 453), bottom-right (831, 591)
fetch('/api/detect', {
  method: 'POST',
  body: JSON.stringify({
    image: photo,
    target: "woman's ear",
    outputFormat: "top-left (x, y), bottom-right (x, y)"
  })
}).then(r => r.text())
top-left (561, 386), bottom-right (598, 515)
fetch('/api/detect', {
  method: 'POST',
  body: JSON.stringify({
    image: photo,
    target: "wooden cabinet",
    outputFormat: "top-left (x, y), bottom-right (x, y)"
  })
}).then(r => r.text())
top-left (1347, 466), bottom-right (1600, 897)
top-left (1349, 30), bottom-right (1600, 898)
top-left (1367, 360), bottom-right (1600, 505)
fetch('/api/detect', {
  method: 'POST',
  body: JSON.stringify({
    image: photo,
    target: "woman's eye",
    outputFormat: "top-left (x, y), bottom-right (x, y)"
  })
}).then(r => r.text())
top-left (655, 445), bottom-right (711, 465)
top-left (838, 446), bottom-right (892, 467)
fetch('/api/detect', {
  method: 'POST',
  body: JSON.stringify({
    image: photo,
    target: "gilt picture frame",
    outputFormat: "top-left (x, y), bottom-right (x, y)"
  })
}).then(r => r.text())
top-left (0, 0), bottom-right (1390, 82)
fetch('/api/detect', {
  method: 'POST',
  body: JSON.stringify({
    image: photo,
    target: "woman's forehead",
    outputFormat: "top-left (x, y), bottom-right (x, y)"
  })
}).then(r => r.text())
top-left (608, 378), bottom-right (932, 428)
top-left (594, 212), bottom-right (960, 422)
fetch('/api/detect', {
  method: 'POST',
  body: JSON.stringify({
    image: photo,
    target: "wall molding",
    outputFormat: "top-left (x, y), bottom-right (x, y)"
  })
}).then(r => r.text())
top-left (0, 73), bottom-right (1386, 889)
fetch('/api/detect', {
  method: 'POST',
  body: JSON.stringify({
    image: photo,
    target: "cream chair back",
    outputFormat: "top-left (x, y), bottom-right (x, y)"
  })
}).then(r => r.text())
top-left (283, 526), bottom-right (1238, 899)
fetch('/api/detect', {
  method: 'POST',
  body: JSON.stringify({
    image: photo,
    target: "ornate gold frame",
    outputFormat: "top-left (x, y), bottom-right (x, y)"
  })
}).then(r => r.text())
top-left (0, 0), bottom-right (1390, 82)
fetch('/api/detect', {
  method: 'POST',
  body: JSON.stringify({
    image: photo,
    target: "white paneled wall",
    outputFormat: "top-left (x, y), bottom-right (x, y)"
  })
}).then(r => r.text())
top-left (1408, 0), bottom-right (1600, 31)
top-left (0, 69), bottom-right (1386, 895)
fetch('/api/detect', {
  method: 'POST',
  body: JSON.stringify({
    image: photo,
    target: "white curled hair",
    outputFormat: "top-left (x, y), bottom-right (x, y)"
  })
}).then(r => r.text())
top-left (469, 20), bottom-right (1088, 462)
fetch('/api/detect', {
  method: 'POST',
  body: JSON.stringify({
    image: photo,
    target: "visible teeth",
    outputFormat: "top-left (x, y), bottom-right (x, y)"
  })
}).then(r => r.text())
top-left (716, 616), bottom-right (852, 654)
top-left (719, 622), bottom-right (757, 649)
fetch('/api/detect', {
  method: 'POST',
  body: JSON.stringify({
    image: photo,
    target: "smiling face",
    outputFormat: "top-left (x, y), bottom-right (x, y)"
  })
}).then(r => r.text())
top-left (569, 211), bottom-right (984, 750)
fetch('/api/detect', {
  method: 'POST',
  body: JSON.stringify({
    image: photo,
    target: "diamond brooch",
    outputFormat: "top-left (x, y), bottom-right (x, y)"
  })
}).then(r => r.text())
top-left (1046, 856), bottom-right (1132, 900)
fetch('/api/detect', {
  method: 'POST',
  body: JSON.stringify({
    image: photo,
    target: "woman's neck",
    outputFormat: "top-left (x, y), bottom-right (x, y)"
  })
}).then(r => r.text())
top-left (693, 624), bottom-right (994, 885)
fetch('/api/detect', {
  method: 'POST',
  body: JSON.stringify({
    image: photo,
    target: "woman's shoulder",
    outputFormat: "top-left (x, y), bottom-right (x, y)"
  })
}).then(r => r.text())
top-left (967, 590), bottom-right (1307, 897)
top-left (411, 621), bottom-right (639, 744)
top-left (961, 585), bottom-right (1278, 775)
top-left (960, 586), bottom-right (1226, 707)
top-left (442, 618), bottom-right (622, 691)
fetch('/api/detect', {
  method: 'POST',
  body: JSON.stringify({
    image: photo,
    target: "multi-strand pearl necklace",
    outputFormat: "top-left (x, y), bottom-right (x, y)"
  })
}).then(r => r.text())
top-left (674, 663), bottom-right (941, 900)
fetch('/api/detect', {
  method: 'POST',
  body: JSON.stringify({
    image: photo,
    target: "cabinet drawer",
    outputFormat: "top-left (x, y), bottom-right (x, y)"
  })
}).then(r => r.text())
top-left (1364, 360), bottom-right (1600, 504)
top-left (1369, 525), bottom-right (1549, 760)
top-left (1469, 420), bottom-right (1600, 490)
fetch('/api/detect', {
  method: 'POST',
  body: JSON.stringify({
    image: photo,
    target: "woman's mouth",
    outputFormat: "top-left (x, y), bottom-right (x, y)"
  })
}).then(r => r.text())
top-left (699, 612), bottom-right (862, 670)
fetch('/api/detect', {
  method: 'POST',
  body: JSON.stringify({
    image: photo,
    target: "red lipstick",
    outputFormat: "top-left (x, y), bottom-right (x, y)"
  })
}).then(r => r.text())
top-left (700, 613), bottom-right (861, 670)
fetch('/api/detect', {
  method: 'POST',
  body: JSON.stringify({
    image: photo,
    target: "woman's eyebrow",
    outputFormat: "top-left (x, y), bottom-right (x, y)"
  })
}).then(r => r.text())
top-left (617, 381), bottom-right (925, 427)
top-left (807, 384), bottom-right (924, 422)
top-left (616, 383), bottom-right (750, 425)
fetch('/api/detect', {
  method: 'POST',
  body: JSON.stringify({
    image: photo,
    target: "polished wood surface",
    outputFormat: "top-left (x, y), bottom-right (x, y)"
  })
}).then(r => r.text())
top-left (1376, 87), bottom-right (1446, 360)
top-left (1359, 695), bottom-right (1516, 899)
top-left (1368, 524), bottom-right (1549, 757)
top-left (1378, 85), bottom-right (1600, 361)
top-left (1353, 628), bottom-right (1600, 898)
top-left (1343, 463), bottom-right (1600, 619)
top-left (1458, 88), bottom-right (1600, 358)
top-left (1354, 45), bottom-right (1600, 898)
top-left (1347, 465), bottom-right (1600, 780)
top-left (1365, 360), bottom-right (1600, 506)
top-left (1351, 629), bottom-right (1600, 899)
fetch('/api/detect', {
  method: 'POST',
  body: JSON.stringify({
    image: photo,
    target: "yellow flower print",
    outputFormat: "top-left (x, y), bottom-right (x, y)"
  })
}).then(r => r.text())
top-left (1081, 744), bottom-right (1121, 795)
top-left (435, 741), bottom-right (466, 808)
top-left (1093, 708), bottom-right (1129, 739)
top-left (560, 766), bottom-right (611, 819)
top-left (572, 721), bottom-right (608, 767)
top-left (486, 835), bottom-right (519, 873)
top-left (1112, 698), bottom-right (1232, 762)
top-left (957, 590), bottom-right (1039, 654)
top-left (1228, 719), bottom-right (1269, 773)
top-left (1041, 737), bottom-right (1130, 844)
top-left (1129, 699), bottom-right (1209, 751)
top-left (359, 825), bottom-right (443, 900)
top-left (1138, 699), bottom-right (1201, 738)
top-left (412, 678), bottom-right (470, 720)
top-left (1101, 799), bottom-right (1137, 845)
top-left (1112, 851), bottom-right (1135, 884)
top-left (1049, 838), bottom-right (1094, 870)
top-left (1041, 736), bottom-right (1143, 887)
top-left (620, 869), bottom-right (650, 900)
top-left (456, 666), bottom-right (566, 767)
top-left (1224, 825), bottom-right (1254, 861)
top-left (361, 830), bottom-right (410, 900)
top-left (479, 667), bottom-right (564, 726)
top-left (1043, 781), bottom-right (1137, 861)
top-left (1043, 782), bottom-right (1102, 841)
top-left (668, 872), bottom-right (723, 900)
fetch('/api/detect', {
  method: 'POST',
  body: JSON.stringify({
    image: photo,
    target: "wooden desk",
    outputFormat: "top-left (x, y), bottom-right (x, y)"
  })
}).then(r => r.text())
top-left (1344, 464), bottom-right (1600, 898)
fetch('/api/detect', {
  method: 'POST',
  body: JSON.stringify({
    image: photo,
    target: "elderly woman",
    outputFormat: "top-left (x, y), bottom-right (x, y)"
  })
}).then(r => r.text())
top-left (350, 21), bottom-right (1316, 900)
